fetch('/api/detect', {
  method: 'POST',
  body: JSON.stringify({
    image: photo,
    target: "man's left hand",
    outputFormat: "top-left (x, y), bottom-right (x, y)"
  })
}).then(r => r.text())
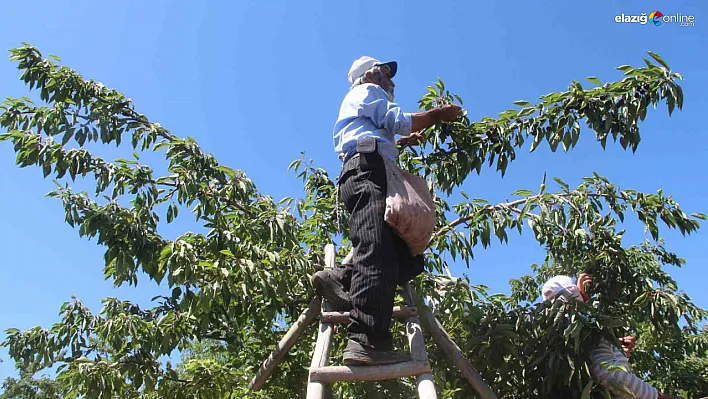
top-left (397, 132), bottom-right (425, 147)
top-left (576, 273), bottom-right (592, 301)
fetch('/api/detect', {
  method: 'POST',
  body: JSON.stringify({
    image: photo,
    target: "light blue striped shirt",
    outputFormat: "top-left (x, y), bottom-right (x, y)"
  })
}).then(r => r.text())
top-left (333, 83), bottom-right (413, 162)
top-left (590, 339), bottom-right (658, 399)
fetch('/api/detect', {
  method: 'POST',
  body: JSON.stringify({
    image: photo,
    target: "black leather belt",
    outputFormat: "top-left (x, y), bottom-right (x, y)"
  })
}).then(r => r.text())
top-left (342, 138), bottom-right (379, 166)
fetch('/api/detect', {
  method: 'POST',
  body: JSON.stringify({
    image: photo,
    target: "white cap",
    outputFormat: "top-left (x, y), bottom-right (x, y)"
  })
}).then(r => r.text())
top-left (347, 56), bottom-right (398, 83)
top-left (542, 275), bottom-right (581, 301)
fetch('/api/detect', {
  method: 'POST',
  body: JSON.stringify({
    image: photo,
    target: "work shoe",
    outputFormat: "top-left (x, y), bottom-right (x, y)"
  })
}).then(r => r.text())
top-left (342, 339), bottom-right (413, 366)
top-left (310, 270), bottom-right (351, 310)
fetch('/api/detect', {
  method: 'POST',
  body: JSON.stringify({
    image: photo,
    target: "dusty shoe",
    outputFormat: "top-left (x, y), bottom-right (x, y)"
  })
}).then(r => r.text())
top-left (342, 339), bottom-right (413, 366)
top-left (310, 270), bottom-right (351, 310)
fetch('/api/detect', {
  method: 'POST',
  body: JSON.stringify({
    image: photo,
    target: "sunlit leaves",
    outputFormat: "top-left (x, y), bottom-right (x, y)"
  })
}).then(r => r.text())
top-left (405, 52), bottom-right (686, 195)
top-left (1, 44), bottom-right (321, 398)
top-left (1, 44), bottom-right (705, 399)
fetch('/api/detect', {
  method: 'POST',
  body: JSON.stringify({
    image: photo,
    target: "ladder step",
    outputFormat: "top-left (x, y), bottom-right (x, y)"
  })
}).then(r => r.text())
top-left (320, 306), bottom-right (418, 324)
top-left (309, 361), bottom-right (432, 383)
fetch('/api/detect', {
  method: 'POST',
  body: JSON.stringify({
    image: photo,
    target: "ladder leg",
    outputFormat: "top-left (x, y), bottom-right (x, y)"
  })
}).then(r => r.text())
top-left (306, 299), bottom-right (335, 399)
top-left (306, 244), bottom-right (338, 399)
top-left (404, 283), bottom-right (438, 399)
top-left (306, 245), bottom-right (439, 397)
top-left (248, 296), bottom-right (321, 392)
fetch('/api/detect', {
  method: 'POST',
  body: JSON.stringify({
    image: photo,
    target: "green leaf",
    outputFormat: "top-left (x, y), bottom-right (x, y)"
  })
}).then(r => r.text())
top-left (513, 100), bottom-right (531, 106)
top-left (62, 129), bottom-right (74, 146)
top-left (42, 162), bottom-right (51, 178)
top-left (553, 177), bottom-right (569, 192)
top-left (530, 131), bottom-right (543, 153)
top-left (167, 204), bottom-right (177, 223)
top-left (287, 159), bottom-right (301, 171)
top-left (580, 380), bottom-right (593, 399)
top-left (647, 51), bottom-right (670, 70)
top-left (219, 249), bottom-right (235, 258)
top-left (691, 213), bottom-right (707, 220)
top-left (668, 95), bottom-right (675, 116)
top-left (518, 107), bottom-right (536, 117)
top-left (633, 292), bottom-right (649, 305)
top-left (562, 132), bottom-right (572, 151)
top-left (676, 84), bottom-right (684, 108)
top-left (512, 189), bottom-right (533, 197)
top-left (215, 165), bottom-right (237, 178)
top-left (585, 77), bottom-right (601, 86)
top-left (616, 65), bottom-right (632, 71)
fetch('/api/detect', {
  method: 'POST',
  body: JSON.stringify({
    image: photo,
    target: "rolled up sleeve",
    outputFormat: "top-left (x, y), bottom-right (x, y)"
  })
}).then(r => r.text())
top-left (356, 85), bottom-right (413, 136)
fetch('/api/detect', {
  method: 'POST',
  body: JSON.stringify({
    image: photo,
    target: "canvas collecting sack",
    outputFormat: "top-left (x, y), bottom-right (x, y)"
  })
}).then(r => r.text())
top-left (381, 156), bottom-right (437, 256)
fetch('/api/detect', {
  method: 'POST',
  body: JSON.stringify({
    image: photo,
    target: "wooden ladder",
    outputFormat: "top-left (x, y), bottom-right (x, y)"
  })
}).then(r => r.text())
top-left (247, 243), bottom-right (498, 399)
top-left (306, 244), bottom-right (438, 398)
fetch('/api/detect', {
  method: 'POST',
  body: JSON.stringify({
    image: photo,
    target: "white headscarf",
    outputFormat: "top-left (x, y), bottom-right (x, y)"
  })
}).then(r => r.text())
top-left (542, 275), bottom-right (582, 302)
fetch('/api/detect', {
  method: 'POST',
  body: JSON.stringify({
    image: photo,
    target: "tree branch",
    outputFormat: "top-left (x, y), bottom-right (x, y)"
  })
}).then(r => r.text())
top-left (433, 192), bottom-right (607, 241)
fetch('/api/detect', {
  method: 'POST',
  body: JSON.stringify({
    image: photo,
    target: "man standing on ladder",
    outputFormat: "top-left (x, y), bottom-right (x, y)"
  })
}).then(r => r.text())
top-left (311, 56), bottom-right (461, 366)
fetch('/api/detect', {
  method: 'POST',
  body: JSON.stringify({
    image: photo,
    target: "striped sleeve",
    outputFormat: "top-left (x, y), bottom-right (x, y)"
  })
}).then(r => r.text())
top-left (590, 339), bottom-right (658, 399)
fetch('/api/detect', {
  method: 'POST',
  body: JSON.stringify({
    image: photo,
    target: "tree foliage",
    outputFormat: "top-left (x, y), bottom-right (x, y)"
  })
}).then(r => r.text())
top-left (1, 43), bottom-right (705, 398)
top-left (0, 361), bottom-right (62, 399)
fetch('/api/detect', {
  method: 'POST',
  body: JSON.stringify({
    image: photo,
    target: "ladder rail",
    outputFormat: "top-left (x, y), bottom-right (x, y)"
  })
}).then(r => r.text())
top-left (305, 244), bottom-right (338, 399)
top-left (249, 244), bottom-right (497, 399)
top-left (248, 296), bottom-right (321, 392)
top-left (306, 303), bottom-right (335, 399)
top-left (403, 283), bottom-right (439, 399)
top-left (410, 285), bottom-right (499, 399)
top-left (307, 245), bottom-right (439, 398)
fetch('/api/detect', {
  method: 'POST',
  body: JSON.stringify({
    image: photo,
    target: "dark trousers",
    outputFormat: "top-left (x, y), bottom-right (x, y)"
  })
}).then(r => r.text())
top-left (333, 151), bottom-right (424, 350)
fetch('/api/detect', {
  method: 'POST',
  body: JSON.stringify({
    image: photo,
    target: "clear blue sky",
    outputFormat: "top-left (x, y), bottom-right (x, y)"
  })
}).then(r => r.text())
top-left (1, 0), bottom-right (706, 380)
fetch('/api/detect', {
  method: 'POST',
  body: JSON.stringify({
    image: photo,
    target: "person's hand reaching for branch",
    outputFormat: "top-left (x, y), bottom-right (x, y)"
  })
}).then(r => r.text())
top-left (435, 104), bottom-right (463, 122)
top-left (397, 132), bottom-right (425, 147)
top-left (620, 336), bottom-right (636, 357)
top-left (410, 104), bottom-right (462, 133)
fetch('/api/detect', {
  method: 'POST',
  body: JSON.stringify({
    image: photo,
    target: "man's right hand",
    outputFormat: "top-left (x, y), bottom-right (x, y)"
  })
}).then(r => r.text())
top-left (435, 104), bottom-right (462, 122)
top-left (411, 104), bottom-right (463, 133)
